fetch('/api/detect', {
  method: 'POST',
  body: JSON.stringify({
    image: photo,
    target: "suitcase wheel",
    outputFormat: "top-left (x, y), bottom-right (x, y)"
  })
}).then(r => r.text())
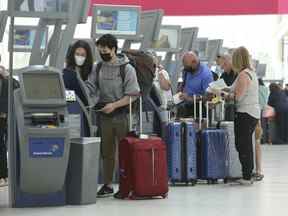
top-left (207, 179), bottom-right (213, 185)
top-left (128, 194), bottom-right (137, 200)
top-left (162, 193), bottom-right (168, 199)
top-left (191, 179), bottom-right (197, 186)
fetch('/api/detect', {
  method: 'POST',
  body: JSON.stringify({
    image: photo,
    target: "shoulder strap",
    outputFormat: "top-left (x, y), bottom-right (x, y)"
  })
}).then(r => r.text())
top-left (119, 64), bottom-right (127, 83)
top-left (95, 62), bottom-right (103, 87)
top-left (245, 71), bottom-right (253, 80)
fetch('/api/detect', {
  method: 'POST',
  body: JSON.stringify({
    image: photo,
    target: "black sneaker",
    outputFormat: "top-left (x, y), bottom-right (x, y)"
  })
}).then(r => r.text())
top-left (113, 190), bottom-right (124, 199)
top-left (97, 185), bottom-right (114, 198)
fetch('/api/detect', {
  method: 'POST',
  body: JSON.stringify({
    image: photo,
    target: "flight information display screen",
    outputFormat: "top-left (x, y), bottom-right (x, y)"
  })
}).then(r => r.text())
top-left (93, 5), bottom-right (140, 37)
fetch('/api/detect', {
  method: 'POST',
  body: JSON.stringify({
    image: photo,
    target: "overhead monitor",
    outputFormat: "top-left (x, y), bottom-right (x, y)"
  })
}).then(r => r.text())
top-left (206, 39), bottom-right (223, 64)
top-left (140, 9), bottom-right (164, 49)
top-left (0, 11), bottom-right (8, 42)
top-left (252, 59), bottom-right (259, 70)
top-left (61, 0), bottom-right (90, 24)
top-left (19, 66), bottom-right (66, 106)
top-left (195, 38), bottom-right (208, 60)
top-left (10, 25), bottom-right (48, 52)
top-left (91, 4), bottom-right (141, 39)
top-left (256, 64), bottom-right (267, 78)
top-left (151, 25), bottom-right (182, 52)
top-left (180, 27), bottom-right (199, 52)
top-left (8, 0), bottom-right (72, 19)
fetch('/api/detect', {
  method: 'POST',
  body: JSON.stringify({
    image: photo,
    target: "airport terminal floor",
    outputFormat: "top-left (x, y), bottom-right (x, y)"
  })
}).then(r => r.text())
top-left (1, 145), bottom-right (287, 216)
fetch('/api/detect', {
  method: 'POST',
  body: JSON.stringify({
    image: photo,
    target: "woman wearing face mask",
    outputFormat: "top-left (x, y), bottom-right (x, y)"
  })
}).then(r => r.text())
top-left (63, 40), bottom-right (94, 106)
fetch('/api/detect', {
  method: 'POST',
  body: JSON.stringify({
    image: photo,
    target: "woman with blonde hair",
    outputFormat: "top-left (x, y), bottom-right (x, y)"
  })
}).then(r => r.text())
top-left (225, 47), bottom-right (260, 185)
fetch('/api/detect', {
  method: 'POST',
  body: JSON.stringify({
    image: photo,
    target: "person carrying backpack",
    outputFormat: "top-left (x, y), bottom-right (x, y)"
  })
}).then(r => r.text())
top-left (0, 59), bottom-right (19, 186)
top-left (87, 34), bottom-right (140, 198)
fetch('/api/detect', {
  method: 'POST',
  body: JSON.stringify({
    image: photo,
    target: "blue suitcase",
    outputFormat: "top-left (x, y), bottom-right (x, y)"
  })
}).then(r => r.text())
top-left (197, 128), bottom-right (229, 184)
top-left (166, 121), bottom-right (197, 185)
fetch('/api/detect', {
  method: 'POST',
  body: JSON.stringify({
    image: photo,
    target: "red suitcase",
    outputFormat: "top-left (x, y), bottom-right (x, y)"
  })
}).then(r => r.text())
top-left (118, 97), bottom-right (169, 199)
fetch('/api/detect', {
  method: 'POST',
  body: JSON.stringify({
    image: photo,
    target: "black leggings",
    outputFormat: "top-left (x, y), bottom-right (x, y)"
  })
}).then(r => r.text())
top-left (234, 112), bottom-right (258, 180)
top-left (0, 118), bottom-right (8, 179)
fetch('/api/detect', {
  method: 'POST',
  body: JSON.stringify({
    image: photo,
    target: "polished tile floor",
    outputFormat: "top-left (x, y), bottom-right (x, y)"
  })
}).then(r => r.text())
top-left (1, 145), bottom-right (287, 216)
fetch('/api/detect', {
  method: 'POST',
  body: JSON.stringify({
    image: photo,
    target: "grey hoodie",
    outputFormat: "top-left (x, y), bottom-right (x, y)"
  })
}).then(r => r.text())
top-left (88, 54), bottom-right (140, 104)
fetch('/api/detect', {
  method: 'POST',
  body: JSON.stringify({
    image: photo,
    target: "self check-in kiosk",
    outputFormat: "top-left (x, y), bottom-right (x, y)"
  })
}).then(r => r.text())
top-left (10, 66), bottom-right (70, 207)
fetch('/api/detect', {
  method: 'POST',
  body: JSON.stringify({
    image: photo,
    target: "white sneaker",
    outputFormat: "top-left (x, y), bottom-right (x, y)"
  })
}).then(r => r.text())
top-left (235, 178), bottom-right (254, 186)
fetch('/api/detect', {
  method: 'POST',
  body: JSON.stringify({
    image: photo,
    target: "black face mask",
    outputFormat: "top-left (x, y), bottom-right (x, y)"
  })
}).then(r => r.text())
top-left (184, 63), bottom-right (200, 73)
top-left (100, 53), bottom-right (112, 62)
top-left (184, 66), bottom-right (197, 73)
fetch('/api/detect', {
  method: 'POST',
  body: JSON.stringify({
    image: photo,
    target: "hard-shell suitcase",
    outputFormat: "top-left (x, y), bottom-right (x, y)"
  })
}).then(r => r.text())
top-left (198, 129), bottom-right (229, 183)
top-left (119, 136), bottom-right (168, 199)
top-left (217, 121), bottom-right (242, 179)
top-left (166, 120), bottom-right (197, 185)
top-left (197, 100), bottom-right (229, 184)
top-left (118, 96), bottom-right (169, 199)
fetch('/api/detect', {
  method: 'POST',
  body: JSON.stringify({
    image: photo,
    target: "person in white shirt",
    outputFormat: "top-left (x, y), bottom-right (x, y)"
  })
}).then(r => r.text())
top-left (151, 53), bottom-right (173, 122)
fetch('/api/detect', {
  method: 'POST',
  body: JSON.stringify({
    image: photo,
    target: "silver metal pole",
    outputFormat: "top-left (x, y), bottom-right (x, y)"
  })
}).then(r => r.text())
top-left (8, 15), bottom-right (16, 207)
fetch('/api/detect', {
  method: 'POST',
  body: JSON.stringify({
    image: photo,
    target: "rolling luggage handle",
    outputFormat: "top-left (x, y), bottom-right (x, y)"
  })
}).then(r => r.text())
top-left (129, 95), bottom-right (147, 138)
top-left (206, 100), bottom-right (225, 128)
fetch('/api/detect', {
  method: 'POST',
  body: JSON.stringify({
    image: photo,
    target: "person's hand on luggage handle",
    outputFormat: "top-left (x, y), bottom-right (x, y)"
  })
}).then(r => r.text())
top-left (101, 103), bottom-right (116, 114)
top-left (221, 91), bottom-right (234, 101)
top-left (179, 92), bottom-right (189, 101)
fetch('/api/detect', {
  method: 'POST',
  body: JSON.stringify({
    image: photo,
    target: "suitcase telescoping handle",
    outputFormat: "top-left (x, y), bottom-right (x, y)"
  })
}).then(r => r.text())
top-left (205, 99), bottom-right (225, 128)
top-left (129, 95), bottom-right (143, 134)
top-left (193, 95), bottom-right (197, 119)
top-left (192, 95), bottom-right (203, 129)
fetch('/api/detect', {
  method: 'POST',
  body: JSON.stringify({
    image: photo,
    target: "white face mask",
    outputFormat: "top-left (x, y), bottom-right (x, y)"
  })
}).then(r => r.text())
top-left (74, 55), bottom-right (86, 66)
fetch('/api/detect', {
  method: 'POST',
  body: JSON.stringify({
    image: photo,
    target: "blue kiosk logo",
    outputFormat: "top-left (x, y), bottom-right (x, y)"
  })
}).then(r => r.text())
top-left (29, 138), bottom-right (65, 158)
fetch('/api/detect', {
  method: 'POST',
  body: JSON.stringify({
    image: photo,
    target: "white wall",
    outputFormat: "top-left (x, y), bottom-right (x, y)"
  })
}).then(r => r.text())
top-left (0, 4), bottom-right (286, 81)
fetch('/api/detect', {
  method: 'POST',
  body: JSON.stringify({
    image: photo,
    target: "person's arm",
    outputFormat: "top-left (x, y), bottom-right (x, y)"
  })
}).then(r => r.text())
top-left (85, 65), bottom-right (100, 106)
top-left (201, 69), bottom-right (214, 94)
top-left (101, 96), bottom-right (132, 114)
top-left (222, 71), bottom-right (250, 101)
top-left (158, 69), bottom-right (171, 91)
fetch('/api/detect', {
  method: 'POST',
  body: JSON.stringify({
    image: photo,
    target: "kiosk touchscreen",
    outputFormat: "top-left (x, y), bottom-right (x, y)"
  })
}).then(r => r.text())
top-left (11, 66), bottom-right (70, 207)
top-left (10, 25), bottom-right (48, 52)
top-left (91, 4), bottom-right (141, 39)
top-left (151, 25), bottom-right (182, 52)
top-left (8, 0), bottom-right (72, 19)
